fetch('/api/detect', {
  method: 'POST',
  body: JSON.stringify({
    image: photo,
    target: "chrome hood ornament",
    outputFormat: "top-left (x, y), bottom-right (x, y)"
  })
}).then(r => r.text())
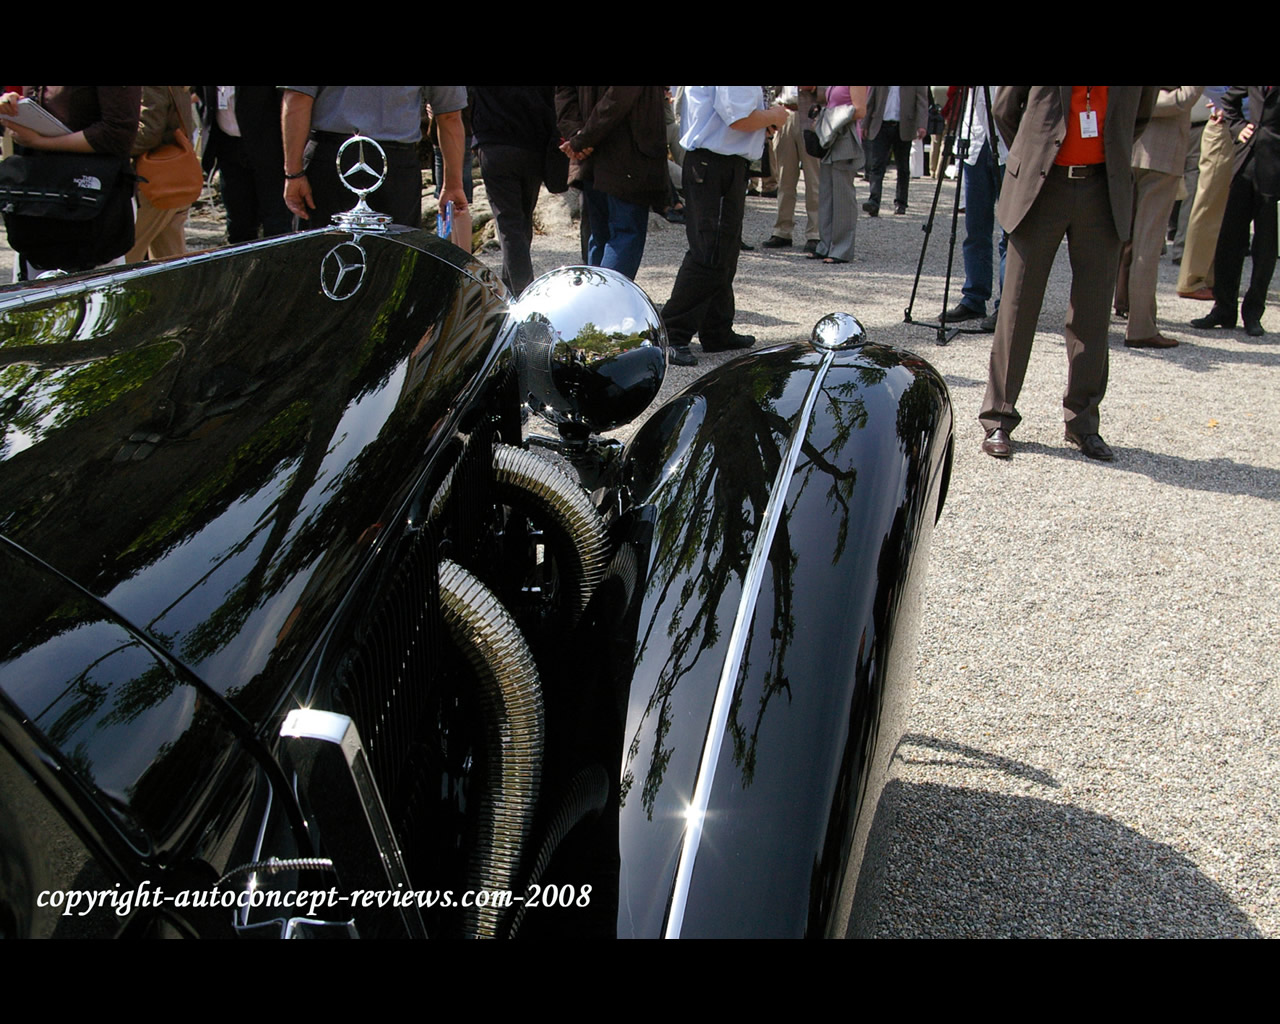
top-left (330, 135), bottom-right (392, 234)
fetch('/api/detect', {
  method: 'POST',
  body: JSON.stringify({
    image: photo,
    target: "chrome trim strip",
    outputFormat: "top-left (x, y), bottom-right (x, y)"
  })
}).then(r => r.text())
top-left (664, 347), bottom-right (837, 938)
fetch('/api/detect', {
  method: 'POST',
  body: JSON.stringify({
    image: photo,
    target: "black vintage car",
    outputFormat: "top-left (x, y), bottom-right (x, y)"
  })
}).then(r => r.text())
top-left (0, 147), bottom-right (953, 938)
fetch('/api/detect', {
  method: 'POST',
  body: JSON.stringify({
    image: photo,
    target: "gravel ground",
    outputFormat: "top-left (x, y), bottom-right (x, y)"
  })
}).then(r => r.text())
top-left (4, 166), bottom-right (1275, 938)
top-left (530, 175), bottom-right (1279, 939)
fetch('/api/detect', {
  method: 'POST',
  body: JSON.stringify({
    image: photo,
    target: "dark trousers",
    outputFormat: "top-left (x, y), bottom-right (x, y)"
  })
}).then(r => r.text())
top-left (980, 166), bottom-right (1120, 436)
top-left (662, 149), bottom-right (748, 348)
top-left (1211, 171), bottom-right (1278, 325)
top-left (307, 135), bottom-right (423, 230)
top-left (866, 122), bottom-right (911, 212)
top-left (217, 134), bottom-right (293, 243)
top-left (478, 142), bottom-right (542, 295)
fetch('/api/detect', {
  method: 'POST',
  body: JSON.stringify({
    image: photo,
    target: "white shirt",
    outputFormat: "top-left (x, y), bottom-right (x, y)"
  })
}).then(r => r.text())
top-left (678, 86), bottom-right (767, 160)
top-left (960, 85), bottom-right (1009, 166)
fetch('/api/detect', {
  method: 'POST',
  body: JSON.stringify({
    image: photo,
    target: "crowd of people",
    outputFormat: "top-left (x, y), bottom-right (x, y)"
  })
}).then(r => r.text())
top-left (1, 85), bottom-right (1275, 463)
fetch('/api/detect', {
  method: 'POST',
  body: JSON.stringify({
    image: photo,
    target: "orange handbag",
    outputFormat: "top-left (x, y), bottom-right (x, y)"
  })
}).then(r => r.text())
top-left (136, 89), bottom-right (203, 210)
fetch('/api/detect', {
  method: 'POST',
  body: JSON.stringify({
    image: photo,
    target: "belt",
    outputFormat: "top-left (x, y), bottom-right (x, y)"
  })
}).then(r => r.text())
top-left (312, 131), bottom-right (418, 152)
top-left (1052, 163), bottom-right (1105, 179)
top-left (691, 147), bottom-right (749, 165)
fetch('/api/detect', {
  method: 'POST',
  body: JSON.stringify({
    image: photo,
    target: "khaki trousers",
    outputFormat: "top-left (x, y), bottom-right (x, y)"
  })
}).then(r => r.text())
top-left (1115, 168), bottom-right (1180, 340)
top-left (1176, 117), bottom-right (1233, 294)
top-left (127, 192), bottom-right (188, 263)
top-left (770, 110), bottom-right (821, 242)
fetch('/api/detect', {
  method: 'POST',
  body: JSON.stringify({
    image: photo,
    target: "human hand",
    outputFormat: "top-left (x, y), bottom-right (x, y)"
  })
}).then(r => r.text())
top-left (559, 139), bottom-right (592, 161)
top-left (284, 175), bottom-right (314, 220)
top-left (1239, 123), bottom-right (1255, 143)
top-left (440, 183), bottom-right (469, 214)
top-left (916, 126), bottom-right (927, 139)
top-left (1, 119), bottom-right (44, 148)
top-left (767, 104), bottom-right (789, 129)
top-left (0, 92), bottom-right (20, 117)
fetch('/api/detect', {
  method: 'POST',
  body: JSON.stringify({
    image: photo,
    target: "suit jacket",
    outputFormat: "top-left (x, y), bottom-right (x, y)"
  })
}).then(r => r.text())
top-left (1221, 85), bottom-right (1280, 197)
top-left (197, 86), bottom-right (285, 175)
top-left (555, 86), bottom-right (667, 206)
top-left (863, 86), bottom-right (929, 142)
top-left (994, 86), bottom-right (1157, 239)
top-left (1132, 86), bottom-right (1203, 176)
top-left (133, 86), bottom-right (195, 158)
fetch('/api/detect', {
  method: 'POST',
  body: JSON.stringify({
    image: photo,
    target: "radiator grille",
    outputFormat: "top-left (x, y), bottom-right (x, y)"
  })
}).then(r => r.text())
top-left (331, 422), bottom-right (499, 873)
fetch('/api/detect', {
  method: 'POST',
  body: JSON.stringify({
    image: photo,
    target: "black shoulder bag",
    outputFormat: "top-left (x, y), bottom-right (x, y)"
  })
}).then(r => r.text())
top-left (0, 150), bottom-right (136, 272)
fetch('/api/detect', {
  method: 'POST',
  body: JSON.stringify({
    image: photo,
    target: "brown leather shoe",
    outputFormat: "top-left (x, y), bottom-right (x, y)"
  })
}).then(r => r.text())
top-left (1178, 287), bottom-right (1215, 301)
top-left (1125, 333), bottom-right (1180, 348)
top-left (981, 427), bottom-right (1012, 458)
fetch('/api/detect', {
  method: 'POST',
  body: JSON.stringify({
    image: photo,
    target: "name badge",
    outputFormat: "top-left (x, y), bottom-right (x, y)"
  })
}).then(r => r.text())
top-left (1079, 109), bottom-right (1099, 139)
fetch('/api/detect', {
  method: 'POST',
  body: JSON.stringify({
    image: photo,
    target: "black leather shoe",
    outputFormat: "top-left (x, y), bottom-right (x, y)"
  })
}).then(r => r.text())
top-left (804, 239), bottom-right (819, 254)
top-left (701, 332), bottom-right (756, 353)
top-left (739, 239), bottom-right (755, 251)
top-left (1245, 319), bottom-right (1266, 337)
top-left (894, 205), bottom-right (907, 215)
top-left (761, 235), bottom-right (792, 249)
top-left (1190, 307), bottom-right (1237, 329)
top-left (1064, 429), bottom-right (1114, 461)
top-left (981, 427), bottom-right (1012, 458)
top-left (978, 312), bottom-right (999, 332)
top-left (862, 202), bottom-right (879, 217)
top-left (943, 303), bottom-right (983, 323)
top-left (668, 346), bottom-right (697, 367)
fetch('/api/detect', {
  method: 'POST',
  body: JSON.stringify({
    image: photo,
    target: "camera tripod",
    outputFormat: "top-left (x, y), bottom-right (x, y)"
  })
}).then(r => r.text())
top-left (903, 86), bottom-right (1003, 345)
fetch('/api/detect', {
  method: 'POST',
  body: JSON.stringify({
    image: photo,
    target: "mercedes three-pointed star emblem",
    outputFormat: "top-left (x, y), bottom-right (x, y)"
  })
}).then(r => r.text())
top-left (321, 240), bottom-right (368, 301)
top-left (337, 136), bottom-right (388, 198)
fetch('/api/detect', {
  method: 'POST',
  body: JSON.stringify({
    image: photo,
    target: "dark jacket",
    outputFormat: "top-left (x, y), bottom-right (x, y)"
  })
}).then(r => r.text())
top-left (471, 86), bottom-right (556, 150)
top-left (1221, 86), bottom-right (1280, 198)
top-left (555, 86), bottom-right (667, 206)
top-left (25, 86), bottom-right (140, 158)
top-left (196, 86), bottom-right (284, 175)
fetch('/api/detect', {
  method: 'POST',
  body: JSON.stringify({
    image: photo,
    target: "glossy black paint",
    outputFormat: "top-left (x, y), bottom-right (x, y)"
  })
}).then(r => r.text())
top-left (0, 228), bottom-right (512, 931)
top-left (611, 343), bottom-right (952, 937)
top-left (0, 226), bottom-right (953, 938)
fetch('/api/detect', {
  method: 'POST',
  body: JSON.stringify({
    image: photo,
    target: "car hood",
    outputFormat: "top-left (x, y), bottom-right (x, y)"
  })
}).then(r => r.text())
top-left (0, 229), bottom-right (510, 734)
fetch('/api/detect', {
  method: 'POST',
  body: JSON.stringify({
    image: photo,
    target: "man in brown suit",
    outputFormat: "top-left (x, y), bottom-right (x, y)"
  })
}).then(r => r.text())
top-left (979, 86), bottom-right (1156, 461)
top-left (1114, 86), bottom-right (1204, 348)
top-left (861, 86), bottom-right (929, 216)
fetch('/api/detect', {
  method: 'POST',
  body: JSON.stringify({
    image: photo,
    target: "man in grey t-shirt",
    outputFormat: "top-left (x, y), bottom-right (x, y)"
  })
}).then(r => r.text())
top-left (281, 86), bottom-right (468, 230)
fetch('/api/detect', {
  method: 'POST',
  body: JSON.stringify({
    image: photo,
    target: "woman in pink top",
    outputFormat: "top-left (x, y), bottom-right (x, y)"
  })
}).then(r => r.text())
top-left (812, 86), bottom-right (867, 265)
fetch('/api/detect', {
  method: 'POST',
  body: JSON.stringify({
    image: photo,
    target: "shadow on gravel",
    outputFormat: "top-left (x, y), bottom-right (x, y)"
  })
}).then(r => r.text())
top-left (848, 755), bottom-right (1260, 937)
top-left (1000, 441), bottom-right (1280, 502)
top-left (941, 374), bottom-right (985, 391)
top-left (1127, 336), bottom-right (1280, 374)
top-left (891, 732), bottom-right (1060, 788)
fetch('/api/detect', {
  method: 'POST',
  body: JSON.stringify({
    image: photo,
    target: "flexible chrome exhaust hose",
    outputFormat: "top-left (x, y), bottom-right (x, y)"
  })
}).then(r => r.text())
top-left (507, 763), bottom-right (610, 938)
top-left (493, 444), bottom-right (609, 624)
top-left (438, 559), bottom-right (544, 940)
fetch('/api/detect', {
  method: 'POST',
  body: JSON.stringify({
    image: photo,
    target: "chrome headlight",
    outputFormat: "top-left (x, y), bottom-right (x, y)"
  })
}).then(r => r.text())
top-left (510, 267), bottom-right (668, 435)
